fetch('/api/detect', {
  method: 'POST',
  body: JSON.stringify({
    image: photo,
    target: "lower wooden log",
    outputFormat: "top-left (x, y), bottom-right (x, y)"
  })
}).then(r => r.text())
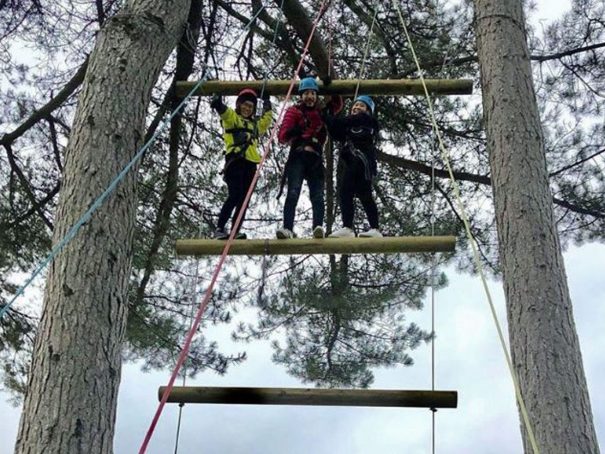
top-left (158, 386), bottom-right (458, 408)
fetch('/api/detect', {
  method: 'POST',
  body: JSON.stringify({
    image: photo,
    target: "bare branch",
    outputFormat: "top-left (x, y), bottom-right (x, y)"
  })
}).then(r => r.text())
top-left (4, 144), bottom-right (54, 229)
top-left (549, 147), bottom-right (605, 177)
top-left (377, 150), bottom-right (605, 219)
top-left (1, 58), bottom-right (88, 147)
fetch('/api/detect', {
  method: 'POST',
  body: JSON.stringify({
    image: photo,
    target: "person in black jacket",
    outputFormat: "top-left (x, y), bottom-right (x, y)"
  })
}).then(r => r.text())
top-left (324, 95), bottom-right (382, 238)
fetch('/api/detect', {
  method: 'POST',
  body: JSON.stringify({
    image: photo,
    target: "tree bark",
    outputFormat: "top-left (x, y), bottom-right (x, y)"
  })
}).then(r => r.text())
top-left (473, 1), bottom-right (600, 453)
top-left (14, 1), bottom-right (191, 453)
top-left (275, 0), bottom-right (332, 78)
top-left (135, 0), bottom-right (203, 307)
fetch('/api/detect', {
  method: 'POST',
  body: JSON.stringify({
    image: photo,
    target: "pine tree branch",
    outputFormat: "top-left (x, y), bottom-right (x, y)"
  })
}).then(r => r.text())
top-left (399, 41), bottom-right (605, 75)
top-left (549, 147), bottom-right (605, 177)
top-left (215, 0), bottom-right (298, 67)
top-left (377, 150), bottom-right (605, 219)
top-left (341, 0), bottom-right (399, 74)
top-left (4, 144), bottom-right (54, 230)
top-left (46, 117), bottom-right (64, 172)
top-left (432, 179), bottom-right (498, 271)
top-left (275, 0), bottom-right (332, 79)
top-left (532, 42), bottom-right (605, 63)
top-left (135, 0), bottom-right (204, 307)
top-left (0, 58), bottom-right (89, 148)
top-left (8, 183), bottom-right (60, 227)
top-left (213, 0), bottom-right (280, 43)
top-left (95, 0), bottom-right (106, 25)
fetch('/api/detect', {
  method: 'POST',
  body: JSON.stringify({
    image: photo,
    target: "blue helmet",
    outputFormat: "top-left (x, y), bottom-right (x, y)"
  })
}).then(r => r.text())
top-left (298, 77), bottom-right (319, 93)
top-left (354, 95), bottom-right (375, 114)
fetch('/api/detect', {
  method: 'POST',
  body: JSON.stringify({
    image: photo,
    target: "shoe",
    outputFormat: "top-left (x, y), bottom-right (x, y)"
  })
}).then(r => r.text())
top-left (328, 227), bottom-right (355, 238)
top-left (359, 228), bottom-right (383, 238)
top-left (313, 225), bottom-right (325, 239)
top-left (276, 228), bottom-right (294, 239)
top-left (213, 228), bottom-right (229, 240)
top-left (235, 232), bottom-right (247, 240)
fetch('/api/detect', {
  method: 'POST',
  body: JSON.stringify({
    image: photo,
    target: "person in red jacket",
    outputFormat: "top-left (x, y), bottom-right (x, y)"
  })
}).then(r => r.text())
top-left (276, 77), bottom-right (343, 239)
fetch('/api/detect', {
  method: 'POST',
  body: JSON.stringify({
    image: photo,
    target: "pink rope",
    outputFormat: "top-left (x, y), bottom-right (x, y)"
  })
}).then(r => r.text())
top-left (138, 2), bottom-right (331, 451)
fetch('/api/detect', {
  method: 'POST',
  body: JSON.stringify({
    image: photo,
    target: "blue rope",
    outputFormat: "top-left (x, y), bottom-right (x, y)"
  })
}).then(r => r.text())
top-left (0, 6), bottom-right (267, 320)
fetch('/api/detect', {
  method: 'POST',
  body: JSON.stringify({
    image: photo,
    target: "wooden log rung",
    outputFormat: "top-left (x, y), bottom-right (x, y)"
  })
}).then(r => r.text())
top-left (158, 386), bottom-right (458, 409)
top-left (175, 236), bottom-right (456, 256)
top-left (176, 79), bottom-right (473, 97)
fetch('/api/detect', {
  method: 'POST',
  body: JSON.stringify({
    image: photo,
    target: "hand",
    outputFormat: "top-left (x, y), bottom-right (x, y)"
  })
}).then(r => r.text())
top-left (321, 74), bottom-right (332, 86)
top-left (317, 97), bottom-right (329, 110)
top-left (321, 106), bottom-right (332, 121)
top-left (286, 124), bottom-right (303, 140)
top-left (210, 94), bottom-right (224, 111)
top-left (262, 90), bottom-right (271, 112)
top-left (263, 97), bottom-right (272, 112)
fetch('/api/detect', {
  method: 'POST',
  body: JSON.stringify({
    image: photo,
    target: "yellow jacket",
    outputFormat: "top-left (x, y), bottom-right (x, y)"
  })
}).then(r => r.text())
top-left (219, 108), bottom-right (273, 163)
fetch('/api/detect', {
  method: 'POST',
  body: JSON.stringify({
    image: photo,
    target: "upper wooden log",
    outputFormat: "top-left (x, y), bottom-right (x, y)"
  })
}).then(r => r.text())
top-left (158, 386), bottom-right (458, 408)
top-left (175, 236), bottom-right (456, 256)
top-left (175, 79), bottom-right (473, 97)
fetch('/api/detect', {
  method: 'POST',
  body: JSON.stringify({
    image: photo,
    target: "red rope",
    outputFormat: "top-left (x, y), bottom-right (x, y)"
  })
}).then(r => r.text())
top-left (138, 1), bottom-right (331, 451)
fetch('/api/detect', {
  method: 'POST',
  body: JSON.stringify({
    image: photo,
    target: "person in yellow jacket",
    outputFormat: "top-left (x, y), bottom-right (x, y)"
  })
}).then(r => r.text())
top-left (210, 88), bottom-right (273, 239)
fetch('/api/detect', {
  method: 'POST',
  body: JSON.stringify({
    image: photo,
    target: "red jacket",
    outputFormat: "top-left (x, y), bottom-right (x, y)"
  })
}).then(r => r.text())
top-left (278, 96), bottom-right (343, 153)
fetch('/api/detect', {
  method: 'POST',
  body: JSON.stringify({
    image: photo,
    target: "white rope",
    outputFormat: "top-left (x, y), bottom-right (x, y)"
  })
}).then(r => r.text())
top-left (353, 7), bottom-right (379, 100)
top-left (389, 2), bottom-right (540, 453)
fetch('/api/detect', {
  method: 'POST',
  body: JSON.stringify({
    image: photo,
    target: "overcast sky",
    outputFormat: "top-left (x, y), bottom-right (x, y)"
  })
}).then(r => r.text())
top-left (3, 1), bottom-right (603, 453)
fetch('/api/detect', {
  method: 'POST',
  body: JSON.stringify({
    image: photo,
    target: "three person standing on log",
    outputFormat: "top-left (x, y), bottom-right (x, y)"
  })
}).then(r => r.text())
top-left (209, 79), bottom-right (382, 240)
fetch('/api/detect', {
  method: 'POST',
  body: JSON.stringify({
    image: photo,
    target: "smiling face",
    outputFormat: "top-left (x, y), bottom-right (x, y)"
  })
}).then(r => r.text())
top-left (239, 100), bottom-right (255, 119)
top-left (301, 90), bottom-right (318, 107)
top-left (351, 100), bottom-right (369, 115)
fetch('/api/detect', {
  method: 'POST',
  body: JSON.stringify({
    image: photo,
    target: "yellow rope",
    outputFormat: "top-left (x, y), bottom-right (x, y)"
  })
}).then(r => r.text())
top-left (389, 2), bottom-right (540, 453)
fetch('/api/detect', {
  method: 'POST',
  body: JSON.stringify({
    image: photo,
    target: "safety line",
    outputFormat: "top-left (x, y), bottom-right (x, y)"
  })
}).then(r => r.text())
top-left (138, 2), bottom-right (331, 451)
top-left (0, 5), bottom-right (268, 321)
top-left (171, 224), bottom-right (203, 454)
top-left (429, 25), bottom-right (456, 454)
top-left (353, 7), bottom-right (379, 100)
top-left (170, 3), bottom-right (287, 451)
top-left (430, 152), bottom-right (437, 454)
top-left (389, 1), bottom-right (540, 453)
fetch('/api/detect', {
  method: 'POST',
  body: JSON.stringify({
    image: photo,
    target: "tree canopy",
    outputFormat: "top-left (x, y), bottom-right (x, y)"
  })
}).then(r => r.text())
top-left (1, 0), bottom-right (603, 400)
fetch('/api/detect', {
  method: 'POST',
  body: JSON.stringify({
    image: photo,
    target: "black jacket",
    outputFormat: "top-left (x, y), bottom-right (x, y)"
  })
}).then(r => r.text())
top-left (324, 111), bottom-right (379, 153)
top-left (324, 111), bottom-right (379, 178)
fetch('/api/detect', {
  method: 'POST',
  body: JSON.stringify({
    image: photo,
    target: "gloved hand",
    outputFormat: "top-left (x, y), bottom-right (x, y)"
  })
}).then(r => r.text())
top-left (210, 94), bottom-right (225, 112)
top-left (321, 106), bottom-right (332, 122)
top-left (262, 93), bottom-right (272, 112)
top-left (286, 124), bottom-right (303, 140)
top-left (321, 73), bottom-right (332, 86)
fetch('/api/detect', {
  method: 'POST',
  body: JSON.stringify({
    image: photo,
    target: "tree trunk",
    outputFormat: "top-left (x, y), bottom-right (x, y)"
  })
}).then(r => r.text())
top-left (473, 1), bottom-right (600, 453)
top-left (15, 1), bottom-right (190, 453)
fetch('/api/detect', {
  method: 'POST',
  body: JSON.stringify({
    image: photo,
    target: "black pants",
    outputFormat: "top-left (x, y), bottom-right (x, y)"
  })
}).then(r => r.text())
top-left (340, 156), bottom-right (379, 229)
top-left (283, 152), bottom-right (325, 231)
top-left (218, 158), bottom-right (257, 232)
